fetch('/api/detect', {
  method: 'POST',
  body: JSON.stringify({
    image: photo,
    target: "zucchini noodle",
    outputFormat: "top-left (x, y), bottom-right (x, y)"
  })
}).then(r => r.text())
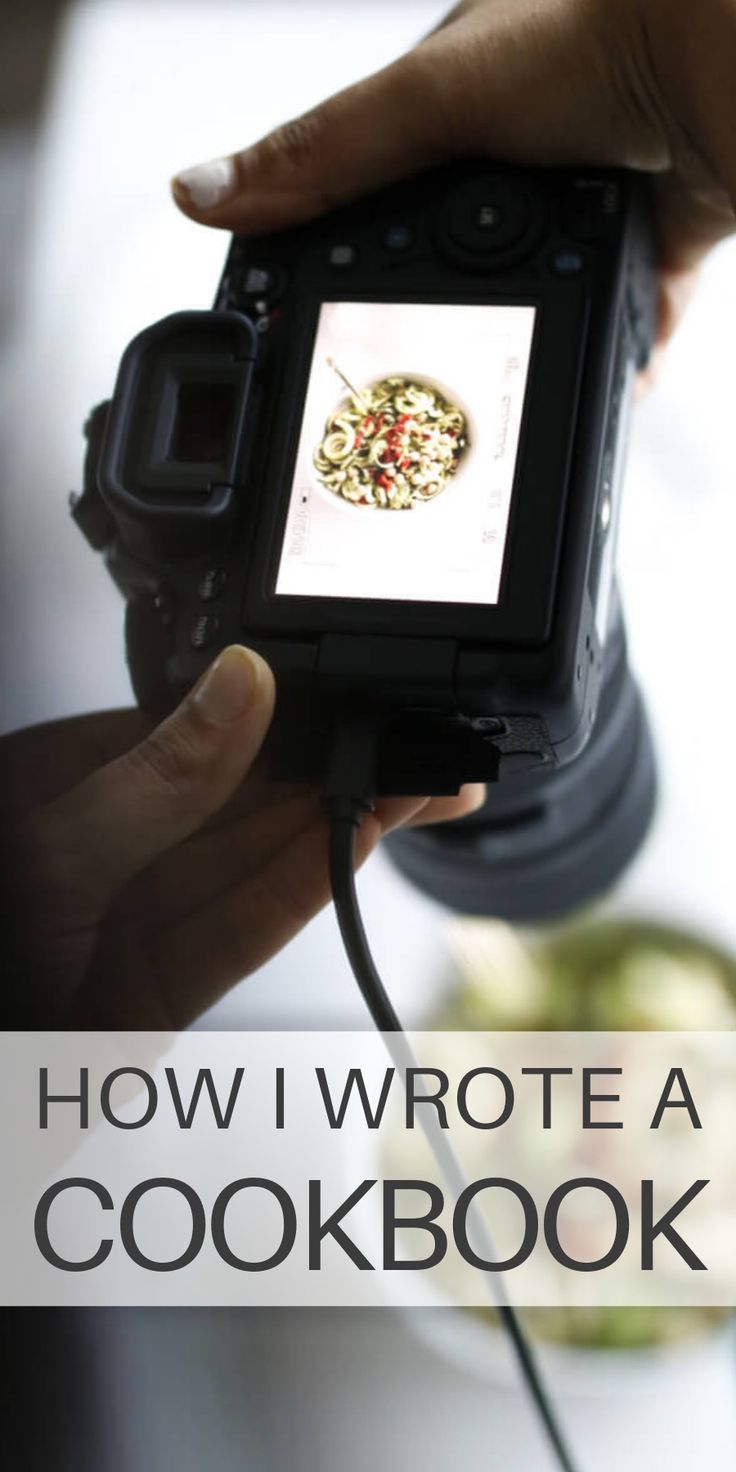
top-left (314, 376), bottom-right (468, 509)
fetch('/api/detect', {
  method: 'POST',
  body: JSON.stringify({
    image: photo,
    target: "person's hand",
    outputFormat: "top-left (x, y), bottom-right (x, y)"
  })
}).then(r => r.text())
top-left (0, 646), bottom-right (481, 1029)
top-left (171, 0), bottom-right (736, 377)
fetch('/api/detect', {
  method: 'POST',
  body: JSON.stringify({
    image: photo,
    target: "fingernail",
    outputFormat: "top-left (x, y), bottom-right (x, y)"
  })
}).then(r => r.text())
top-left (191, 646), bottom-right (261, 724)
top-left (172, 155), bottom-right (236, 210)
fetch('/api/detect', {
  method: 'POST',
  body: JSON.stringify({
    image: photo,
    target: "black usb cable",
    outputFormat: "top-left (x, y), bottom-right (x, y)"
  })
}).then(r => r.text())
top-left (324, 721), bottom-right (579, 1472)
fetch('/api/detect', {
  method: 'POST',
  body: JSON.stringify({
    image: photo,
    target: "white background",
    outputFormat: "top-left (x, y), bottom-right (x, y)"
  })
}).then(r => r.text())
top-left (1, 1), bottom-right (736, 1469)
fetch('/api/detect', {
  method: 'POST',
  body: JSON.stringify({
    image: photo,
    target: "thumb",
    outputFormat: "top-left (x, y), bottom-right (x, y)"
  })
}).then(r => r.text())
top-left (170, 44), bottom-right (461, 234)
top-left (42, 646), bottom-right (275, 906)
top-left (169, 6), bottom-right (621, 238)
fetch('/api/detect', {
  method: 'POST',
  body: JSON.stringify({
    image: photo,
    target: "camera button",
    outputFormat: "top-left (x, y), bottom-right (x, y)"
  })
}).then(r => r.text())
top-left (551, 248), bottom-right (585, 277)
top-left (563, 179), bottom-right (620, 241)
top-left (382, 224), bottom-right (415, 252)
top-left (190, 613), bottom-right (220, 651)
top-left (473, 202), bottom-right (502, 231)
top-left (243, 264), bottom-right (287, 298)
top-left (198, 567), bottom-right (227, 602)
top-left (244, 266), bottom-right (274, 296)
top-left (328, 244), bottom-right (357, 268)
top-left (154, 591), bottom-right (175, 626)
top-left (446, 179), bottom-right (530, 253)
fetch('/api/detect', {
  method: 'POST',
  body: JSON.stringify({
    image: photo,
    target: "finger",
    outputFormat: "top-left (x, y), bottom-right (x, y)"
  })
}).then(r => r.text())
top-left (424, 1), bottom-right (472, 39)
top-left (84, 806), bottom-right (379, 1027)
top-left (39, 646), bottom-right (275, 907)
top-left (635, 261), bottom-right (701, 396)
top-left (129, 790), bottom-right (322, 924)
top-left (80, 782), bottom-right (474, 1026)
top-left (372, 783), bottom-right (485, 834)
top-left (171, 45), bottom-right (455, 234)
top-left (198, 765), bottom-right (312, 834)
top-left (138, 780), bottom-right (481, 926)
top-left (405, 783), bottom-right (486, 826)
top-left (169, 7), bottom-right (633, 238)
top-left (0, 709), bottom-right (151, 815)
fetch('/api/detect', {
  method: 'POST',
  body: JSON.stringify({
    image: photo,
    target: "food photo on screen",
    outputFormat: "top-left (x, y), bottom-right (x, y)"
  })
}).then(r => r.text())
top-left (276, 300), bottom-right (536, 603)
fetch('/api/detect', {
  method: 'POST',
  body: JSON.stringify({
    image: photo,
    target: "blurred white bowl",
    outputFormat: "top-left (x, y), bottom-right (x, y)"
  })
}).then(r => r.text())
top-left (406, 1304), bottom-right (736, 1470)
top-left (342, 1090), bottom-right (736, 1470)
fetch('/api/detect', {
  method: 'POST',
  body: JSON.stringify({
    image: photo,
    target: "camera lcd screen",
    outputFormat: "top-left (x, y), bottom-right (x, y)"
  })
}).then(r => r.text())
top-left (275, 300), bottom-right (536, 604)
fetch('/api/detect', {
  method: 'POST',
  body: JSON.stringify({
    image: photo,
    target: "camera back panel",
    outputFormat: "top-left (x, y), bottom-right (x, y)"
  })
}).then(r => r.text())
top-left (77, 161), bottom-right (657, 791)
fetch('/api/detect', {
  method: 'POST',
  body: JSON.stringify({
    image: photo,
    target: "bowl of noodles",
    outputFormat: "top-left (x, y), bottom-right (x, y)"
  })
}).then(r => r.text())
top-left (313, 373), bottom-right (473, 511)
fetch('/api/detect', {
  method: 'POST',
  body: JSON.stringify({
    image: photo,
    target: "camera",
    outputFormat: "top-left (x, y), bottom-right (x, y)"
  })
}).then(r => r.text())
top-left (73, 160), bottom-right (658, 918)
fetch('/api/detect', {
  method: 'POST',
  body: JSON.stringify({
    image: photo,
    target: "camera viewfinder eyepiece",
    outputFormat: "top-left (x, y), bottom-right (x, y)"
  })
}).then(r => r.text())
top-left (97, 310), bottom-right (257, 558)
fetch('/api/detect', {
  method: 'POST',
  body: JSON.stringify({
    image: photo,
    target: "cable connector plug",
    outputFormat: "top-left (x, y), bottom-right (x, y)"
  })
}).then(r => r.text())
top-left (322, 710), bottom-right (380, 812)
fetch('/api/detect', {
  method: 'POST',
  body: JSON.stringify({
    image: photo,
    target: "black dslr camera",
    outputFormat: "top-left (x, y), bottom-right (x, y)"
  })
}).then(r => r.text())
top-left (74, 162), bottom-right (658, 920)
